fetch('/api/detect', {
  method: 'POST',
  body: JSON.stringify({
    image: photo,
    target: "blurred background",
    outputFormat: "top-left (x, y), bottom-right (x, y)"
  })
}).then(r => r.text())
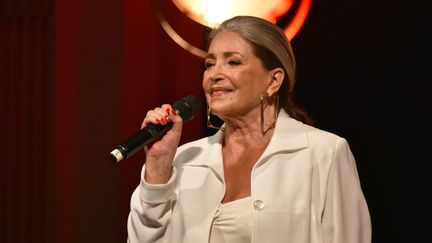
top-left (0, 0), bottom-right (429, 242)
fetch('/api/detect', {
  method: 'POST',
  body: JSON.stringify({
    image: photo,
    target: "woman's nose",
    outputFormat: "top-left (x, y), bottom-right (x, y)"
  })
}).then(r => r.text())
top-left (210, 75), bottom-right (224, 83)
top-left (207, 65), bottom-right (224, 83)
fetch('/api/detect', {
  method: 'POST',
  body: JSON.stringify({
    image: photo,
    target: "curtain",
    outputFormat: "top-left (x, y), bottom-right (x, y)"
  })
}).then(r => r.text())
top-left (0, 0), bottom-right (205, 242)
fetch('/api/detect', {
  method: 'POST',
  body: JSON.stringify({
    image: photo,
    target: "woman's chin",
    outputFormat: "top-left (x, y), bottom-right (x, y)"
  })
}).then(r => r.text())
top-left (209, 104), bottom-right (231, 117)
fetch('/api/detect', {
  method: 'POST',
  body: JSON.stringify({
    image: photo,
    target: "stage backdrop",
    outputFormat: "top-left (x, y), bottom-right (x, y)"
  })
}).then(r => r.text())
top-left (0, 0), bottom-right (428, 243)
top-left (1, 0), bottom-right (204, 242)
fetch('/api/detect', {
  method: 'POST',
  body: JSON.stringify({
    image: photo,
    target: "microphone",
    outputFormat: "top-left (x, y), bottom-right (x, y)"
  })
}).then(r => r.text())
top-left (109, 95), bottom-right (202, 163)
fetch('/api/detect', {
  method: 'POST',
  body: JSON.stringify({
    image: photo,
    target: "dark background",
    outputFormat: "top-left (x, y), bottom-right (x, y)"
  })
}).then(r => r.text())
top-left (1, 0), bottom-right (429, 242)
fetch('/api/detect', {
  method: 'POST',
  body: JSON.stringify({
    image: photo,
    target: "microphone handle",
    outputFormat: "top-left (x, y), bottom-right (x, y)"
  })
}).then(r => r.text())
top-left (109, 123), bottom-right (173, 163)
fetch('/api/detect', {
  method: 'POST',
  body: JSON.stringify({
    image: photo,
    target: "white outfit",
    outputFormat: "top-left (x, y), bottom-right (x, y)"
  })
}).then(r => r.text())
top-left (210, 196), bottom-right (252, 243)
top-left (127, 110), bottom-right (372, 243)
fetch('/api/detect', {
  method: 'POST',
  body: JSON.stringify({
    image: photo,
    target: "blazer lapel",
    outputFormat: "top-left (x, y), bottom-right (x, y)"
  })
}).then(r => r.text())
top-left (176, 130), bottom-right (225, 181)
top-left (256, 110), bottom-right (309, 167)
top-left (175, 110), bottom-right (309, 178)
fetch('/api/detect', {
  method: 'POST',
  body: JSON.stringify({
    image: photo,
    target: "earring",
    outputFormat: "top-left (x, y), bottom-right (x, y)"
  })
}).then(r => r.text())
top-left (207, 105), bottom-right (225, 131)
top-left (260, 92), bottom-right (279, 134)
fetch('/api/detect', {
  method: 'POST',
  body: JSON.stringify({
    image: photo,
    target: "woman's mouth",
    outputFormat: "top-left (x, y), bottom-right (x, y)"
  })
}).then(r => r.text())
top-left (211, 87), bottom-right (232, 97)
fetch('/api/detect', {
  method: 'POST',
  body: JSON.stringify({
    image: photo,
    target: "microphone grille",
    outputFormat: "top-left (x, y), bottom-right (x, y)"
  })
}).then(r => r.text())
top-left (173, 95), bottom-right (203, 122)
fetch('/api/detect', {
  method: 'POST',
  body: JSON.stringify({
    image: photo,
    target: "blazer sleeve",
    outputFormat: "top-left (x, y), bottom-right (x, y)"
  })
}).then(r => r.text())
top-left (322, 138), bottom-right (372, 243)
top-left (127, 165), bottom-right (177, 243)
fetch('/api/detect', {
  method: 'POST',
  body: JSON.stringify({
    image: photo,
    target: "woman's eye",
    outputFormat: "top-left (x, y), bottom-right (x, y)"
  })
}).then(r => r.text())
top-left (228, 60), bottom-right (241, 66)
top-left (204, 62), bottom-right (214, 70)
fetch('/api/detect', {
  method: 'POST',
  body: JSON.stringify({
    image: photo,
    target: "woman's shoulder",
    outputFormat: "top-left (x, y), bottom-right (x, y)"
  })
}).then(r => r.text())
top-left (286, 117), bottom-right (349, 150)
top-left (304, 122), bottom-right (343, 140)
top-left (279, 111), bottom-right (347, 146)
top-left (299, 123), bottom-right (352, 158)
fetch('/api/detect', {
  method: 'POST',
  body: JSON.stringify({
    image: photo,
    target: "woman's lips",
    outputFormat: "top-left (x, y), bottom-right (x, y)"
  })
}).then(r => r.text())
top-left (211, 87), bottom-right (232, 97)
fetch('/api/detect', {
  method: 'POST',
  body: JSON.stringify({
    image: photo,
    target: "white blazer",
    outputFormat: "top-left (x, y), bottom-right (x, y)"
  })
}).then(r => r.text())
top-left (127, 110), bottom-right (371, 243)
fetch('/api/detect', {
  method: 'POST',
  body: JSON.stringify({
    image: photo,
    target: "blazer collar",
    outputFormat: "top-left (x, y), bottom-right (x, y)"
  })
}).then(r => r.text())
top-left (178, 110), bottom-right (309, 170)
top-left (262, 109), bottom-right (309, 158)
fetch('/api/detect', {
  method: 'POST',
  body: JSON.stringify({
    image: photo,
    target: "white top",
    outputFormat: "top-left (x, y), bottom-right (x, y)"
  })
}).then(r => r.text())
top-left (210, 197), bottom-right (252, 243)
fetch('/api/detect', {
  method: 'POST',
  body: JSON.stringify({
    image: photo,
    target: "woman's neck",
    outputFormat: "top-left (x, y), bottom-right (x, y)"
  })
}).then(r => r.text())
top-left (222, 105), bottom-right (278, 148)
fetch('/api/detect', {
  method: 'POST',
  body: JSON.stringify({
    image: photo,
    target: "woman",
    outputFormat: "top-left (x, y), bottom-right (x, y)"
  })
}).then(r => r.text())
top-left (127, 16), bottom-right (371, 243)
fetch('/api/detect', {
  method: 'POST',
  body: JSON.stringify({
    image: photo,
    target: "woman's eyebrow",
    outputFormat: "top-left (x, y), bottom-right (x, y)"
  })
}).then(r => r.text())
top-left (223, 51), bottom-right (243, 58)
top-left (205, 51), bottom-right (244, 60)
top-left (205, 53), bottom-right (215, 60)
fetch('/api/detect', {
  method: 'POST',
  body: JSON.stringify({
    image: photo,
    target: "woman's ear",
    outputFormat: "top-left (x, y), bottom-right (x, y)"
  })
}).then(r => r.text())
top-left (266, 68), bottom-right (284, 96)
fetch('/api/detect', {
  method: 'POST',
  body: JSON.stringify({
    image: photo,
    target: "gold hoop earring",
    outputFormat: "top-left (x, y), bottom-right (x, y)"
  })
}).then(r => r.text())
top-left (207, 105), bottom-right (225, 131)
top-left (260, 92), bottom-right (279, 134)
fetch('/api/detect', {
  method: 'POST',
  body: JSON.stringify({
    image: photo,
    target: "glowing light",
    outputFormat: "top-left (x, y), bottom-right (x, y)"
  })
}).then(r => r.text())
top-left (172, 0), bottom-right (294, 27)
top-left (152, 0), bottom-right (312, 58)
top-left (285, 0), bottom-right (311, 40)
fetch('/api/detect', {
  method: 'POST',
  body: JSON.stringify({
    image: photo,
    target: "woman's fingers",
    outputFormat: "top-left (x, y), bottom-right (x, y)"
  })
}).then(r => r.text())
top-left (141, 104), bottom-right (173, 128)
top-left (161, 104), bottom-right (183, 130)
top-left (140, 104), bottom-right (183, 153)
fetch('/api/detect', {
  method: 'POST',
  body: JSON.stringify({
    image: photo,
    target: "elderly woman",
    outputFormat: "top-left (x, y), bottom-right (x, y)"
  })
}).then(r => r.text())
top-left (127, 16), bottom-right (371, 243)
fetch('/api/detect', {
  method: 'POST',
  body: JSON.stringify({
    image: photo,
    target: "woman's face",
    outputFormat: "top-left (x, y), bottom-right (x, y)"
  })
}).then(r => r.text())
top-left (203, 31), bottom-right (273, 120)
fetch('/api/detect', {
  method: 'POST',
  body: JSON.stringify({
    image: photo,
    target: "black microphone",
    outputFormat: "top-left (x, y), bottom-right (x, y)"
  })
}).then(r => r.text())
top-left (109, 95), bottom-right (202, 163)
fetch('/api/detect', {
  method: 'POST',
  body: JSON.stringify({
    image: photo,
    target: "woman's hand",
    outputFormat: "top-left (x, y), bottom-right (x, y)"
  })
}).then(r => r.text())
top-left (141, 104), bottom-right (183, 184)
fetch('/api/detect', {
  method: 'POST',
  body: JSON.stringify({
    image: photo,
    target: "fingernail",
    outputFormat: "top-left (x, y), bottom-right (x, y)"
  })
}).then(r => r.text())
top-left (164, 115), bottom-right (170, 122)
top-left (156, 119), bottom-right (161, 124)
top-left (166, 108), bottom-right (170, 113)
top-left (171, 109), bottom-right (177, 116)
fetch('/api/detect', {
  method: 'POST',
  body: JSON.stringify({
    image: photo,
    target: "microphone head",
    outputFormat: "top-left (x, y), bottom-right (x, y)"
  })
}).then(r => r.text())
top-left (173, 95), bottom-right (203, 122)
